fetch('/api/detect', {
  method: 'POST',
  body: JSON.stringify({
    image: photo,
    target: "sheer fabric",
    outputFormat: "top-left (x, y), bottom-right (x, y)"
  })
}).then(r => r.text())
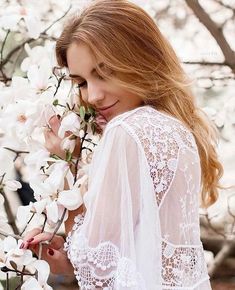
top-left (64, 106), bottom-right (211, 290)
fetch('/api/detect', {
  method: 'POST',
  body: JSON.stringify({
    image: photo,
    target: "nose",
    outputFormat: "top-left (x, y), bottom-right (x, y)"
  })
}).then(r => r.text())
top-left (87, 83), bottom-right (105, 106)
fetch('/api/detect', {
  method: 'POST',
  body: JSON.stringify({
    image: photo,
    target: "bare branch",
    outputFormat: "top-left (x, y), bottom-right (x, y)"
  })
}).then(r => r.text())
top-left (183, 60), bottom-right (228, 66)
top-left (0, 190), bottom-right (19, 235)
top-left (208, 241), bottom-right (234, 277)
top-left (214, 0), bottom-right (235, 12)
top-left (185, 0), bottom-right (235, 73)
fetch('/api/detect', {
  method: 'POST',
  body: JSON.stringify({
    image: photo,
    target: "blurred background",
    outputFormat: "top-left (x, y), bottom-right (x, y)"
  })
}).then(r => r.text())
top-left (0, 0), bottom-right (234, 289)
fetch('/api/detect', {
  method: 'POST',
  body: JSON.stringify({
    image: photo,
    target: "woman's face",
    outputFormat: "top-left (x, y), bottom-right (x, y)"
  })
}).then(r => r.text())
top-left (66, 42), bottom-right (143, 121)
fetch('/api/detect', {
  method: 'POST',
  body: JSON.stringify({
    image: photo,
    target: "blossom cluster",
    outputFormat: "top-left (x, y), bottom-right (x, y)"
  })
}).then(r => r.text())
top-left (0, 0), bottom-right (100, 288)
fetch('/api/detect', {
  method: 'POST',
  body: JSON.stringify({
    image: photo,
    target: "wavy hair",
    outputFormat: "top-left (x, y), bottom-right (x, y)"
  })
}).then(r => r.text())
top-left (56, 0), bottom-right (224, 207)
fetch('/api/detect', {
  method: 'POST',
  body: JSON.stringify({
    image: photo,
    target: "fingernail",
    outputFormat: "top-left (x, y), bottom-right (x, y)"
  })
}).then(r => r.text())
top-left (20, 243), bottom-right (24, 249)
top-left (48, 248), bottom-right (54, 256)
top-left (27, 238), bottom-right (34, 243)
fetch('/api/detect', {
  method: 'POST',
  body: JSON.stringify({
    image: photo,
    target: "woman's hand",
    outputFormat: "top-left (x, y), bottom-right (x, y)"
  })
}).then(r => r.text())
top-left (21, 228), bottom-right (74, 275)
top-left (44, 115), bottom-right (81, 159)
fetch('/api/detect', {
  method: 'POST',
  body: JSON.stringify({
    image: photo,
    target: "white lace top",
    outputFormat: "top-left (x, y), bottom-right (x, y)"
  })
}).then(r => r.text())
top-left (64, 106), bottom-right (211, 290)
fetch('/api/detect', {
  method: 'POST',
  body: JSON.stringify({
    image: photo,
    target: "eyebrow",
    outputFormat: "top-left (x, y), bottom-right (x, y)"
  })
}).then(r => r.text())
top-left (69, 62), bottom-right (104, 79)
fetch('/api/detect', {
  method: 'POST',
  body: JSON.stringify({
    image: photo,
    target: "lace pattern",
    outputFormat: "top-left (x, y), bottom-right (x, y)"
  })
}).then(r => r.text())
top-left (162, 240), bottom-right (209, 289)
top-left (65, 106), bottom-right (211, 289)
top-left (111, 106), bottom-right (198, 207)
top-left (65, 228), bottom-right (143, 289)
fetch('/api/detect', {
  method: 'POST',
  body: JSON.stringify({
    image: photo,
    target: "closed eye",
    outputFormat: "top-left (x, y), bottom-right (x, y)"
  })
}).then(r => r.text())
top-left (76, 81), bottom-right (87, 88)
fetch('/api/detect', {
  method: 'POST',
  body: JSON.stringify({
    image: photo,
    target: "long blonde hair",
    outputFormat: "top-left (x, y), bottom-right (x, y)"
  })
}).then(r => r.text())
top-left (56, 0), bottom-right (223, 207)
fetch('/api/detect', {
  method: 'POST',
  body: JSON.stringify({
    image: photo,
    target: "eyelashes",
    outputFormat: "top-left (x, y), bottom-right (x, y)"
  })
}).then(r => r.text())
top-left (77, 81), bottom-right (87, 88)
top-left (76, 74), bottom-right (104, 89)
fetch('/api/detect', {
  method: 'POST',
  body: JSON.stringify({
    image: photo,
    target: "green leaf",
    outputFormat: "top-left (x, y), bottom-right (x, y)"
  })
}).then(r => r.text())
top-left (79, 106), bottom-right (86, 120)
top-left (66, 151), bottom-right (72, 162)
top-left (91, 122), bottom-right (97, 135)
top-left (88, 106), bottom-right (96, 117)
top-left (50, 154), bottom-right (62, 160)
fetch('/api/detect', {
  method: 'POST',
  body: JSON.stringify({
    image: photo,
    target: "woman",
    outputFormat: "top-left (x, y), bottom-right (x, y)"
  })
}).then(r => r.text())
top-left (23, 0), bottom-right (223, 289)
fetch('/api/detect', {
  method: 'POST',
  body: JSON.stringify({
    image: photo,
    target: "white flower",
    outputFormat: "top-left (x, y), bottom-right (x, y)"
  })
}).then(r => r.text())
top-left (21, 43), bottom-right (55, 72)
top-left (0, 147), bottom-right (15, 176)
top-left (24, 149), bottom-right (50, 172)
top-left (4, 180), bottom-right (22, 191)
top-left (79, 129), bottom-right (85, 139)
top-left (46, 200), bottom-right (59, 224)
top-left (27, 60), bottom-right (52, 91)
top-left (16, 204), bottom-right (34, 227)
top-left (3, 236), bottom-right (17, 253)
top-left (5, 76), bottom-right (33, 102)
top-left (0, 215), bottom-right (11, 234)
top-left (61, 136), bottom-right (76, 152)
top-left (0, 5), bottom-right (43, 39)
top-left (21, 260), bottom-right (52, 290)
top-left (58, 112), bottom-right (81, 138)
top-left (5, 247), bottom-right (36, 271)
top-left (22, 277), bottom-right (52, 290)
top-left (58, 175), bottom-right (87, 211)
top-left (0, 100), bottom-right (40, 141)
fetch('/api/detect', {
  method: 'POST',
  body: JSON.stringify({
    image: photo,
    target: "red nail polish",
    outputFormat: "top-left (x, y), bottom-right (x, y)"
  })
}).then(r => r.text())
top-left (20, 243), bottom-right (24, 249)
top-left (27, 238), bottom-right (34, 243)
top-left (48, 248), bottom-right (54, 256)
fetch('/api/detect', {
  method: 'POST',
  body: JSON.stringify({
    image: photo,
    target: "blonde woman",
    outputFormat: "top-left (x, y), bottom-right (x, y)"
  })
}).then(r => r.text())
top-left (23, 0), bottom-right (223, 289)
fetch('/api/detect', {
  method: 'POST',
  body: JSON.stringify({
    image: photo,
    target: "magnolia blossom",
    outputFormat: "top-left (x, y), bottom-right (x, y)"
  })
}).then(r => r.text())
top-left (57, 175), bottom-right (88, 211)
top-left (61, 135), bottom-right (77, 152)
top-left (0, 147), bottom-right (15, 176)
top-left (24, 149), bottom-right (50, 173)
top-left (58, 112), bottom-right (81, 138)
top-left (0, 99), bottom-right (40, 141)
top-left (21, 43), bottom-right (55, 72)
top-left (0, 215), bottom-right (11, 233)
top-left (0, 4), bottom-right (43, 38)
top-left (22, 260), bottom-right (52, 290)
top-left (27, 60), bottom-right (53, 91)
top-left (0, 76), bottom-right (34, 104)
top-left (4, 180), bottom-right (22, 191)
top-left (17, 161), bottom-right (76, 225)
top-left (0, 237), bottom-right (51, 289)
top-left (0, 237), bottom-right (36, 271)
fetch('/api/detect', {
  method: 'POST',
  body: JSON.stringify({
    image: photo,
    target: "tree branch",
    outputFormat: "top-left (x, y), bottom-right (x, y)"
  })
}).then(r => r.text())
top-left (185, 0), bottom-right (235, 73)
top-left (183, 60), bottom-right (228, 66)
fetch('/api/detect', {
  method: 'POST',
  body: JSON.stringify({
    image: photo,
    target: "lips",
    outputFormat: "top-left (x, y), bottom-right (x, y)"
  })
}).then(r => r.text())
top-left (97, 101), bottom-right (119, 112)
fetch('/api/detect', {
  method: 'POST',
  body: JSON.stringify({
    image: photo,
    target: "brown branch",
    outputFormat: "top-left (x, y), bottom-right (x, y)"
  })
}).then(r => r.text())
top-left (183, 60), bottom-right (228, 66)
top-left (185, 0), bottom-right (235, 73)
top-left (214, 0), bottom-right (235, 12)
top-left (0, 190), bottom-right (19, 235)
top-left (208, 241), bottom-right (234, 277)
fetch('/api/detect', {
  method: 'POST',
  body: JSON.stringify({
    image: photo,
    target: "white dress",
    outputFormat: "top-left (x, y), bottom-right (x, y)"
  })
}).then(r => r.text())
top-left (64, 105), bottom-right (212, 290)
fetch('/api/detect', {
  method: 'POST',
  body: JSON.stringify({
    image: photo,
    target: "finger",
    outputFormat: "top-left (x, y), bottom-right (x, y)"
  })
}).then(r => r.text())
top-left (21, 228), bottom-right (42, 249)
top-left (23, 228), bottom-right (42, 243)
top-left (26, 232), bottom-right (53, 246)
top-left (48, 115), bottom-right (61, 135)
top-left (46, 248), bottom-right (74, 274)
top-left (28, 234), bottom-right (65, 250)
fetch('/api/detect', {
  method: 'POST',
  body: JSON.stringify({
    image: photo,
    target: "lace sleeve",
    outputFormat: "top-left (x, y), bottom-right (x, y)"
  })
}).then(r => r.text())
top-left (121, 106), bottom-right (211, 289)
top-left (65, 125), bottom-right (162, 289)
